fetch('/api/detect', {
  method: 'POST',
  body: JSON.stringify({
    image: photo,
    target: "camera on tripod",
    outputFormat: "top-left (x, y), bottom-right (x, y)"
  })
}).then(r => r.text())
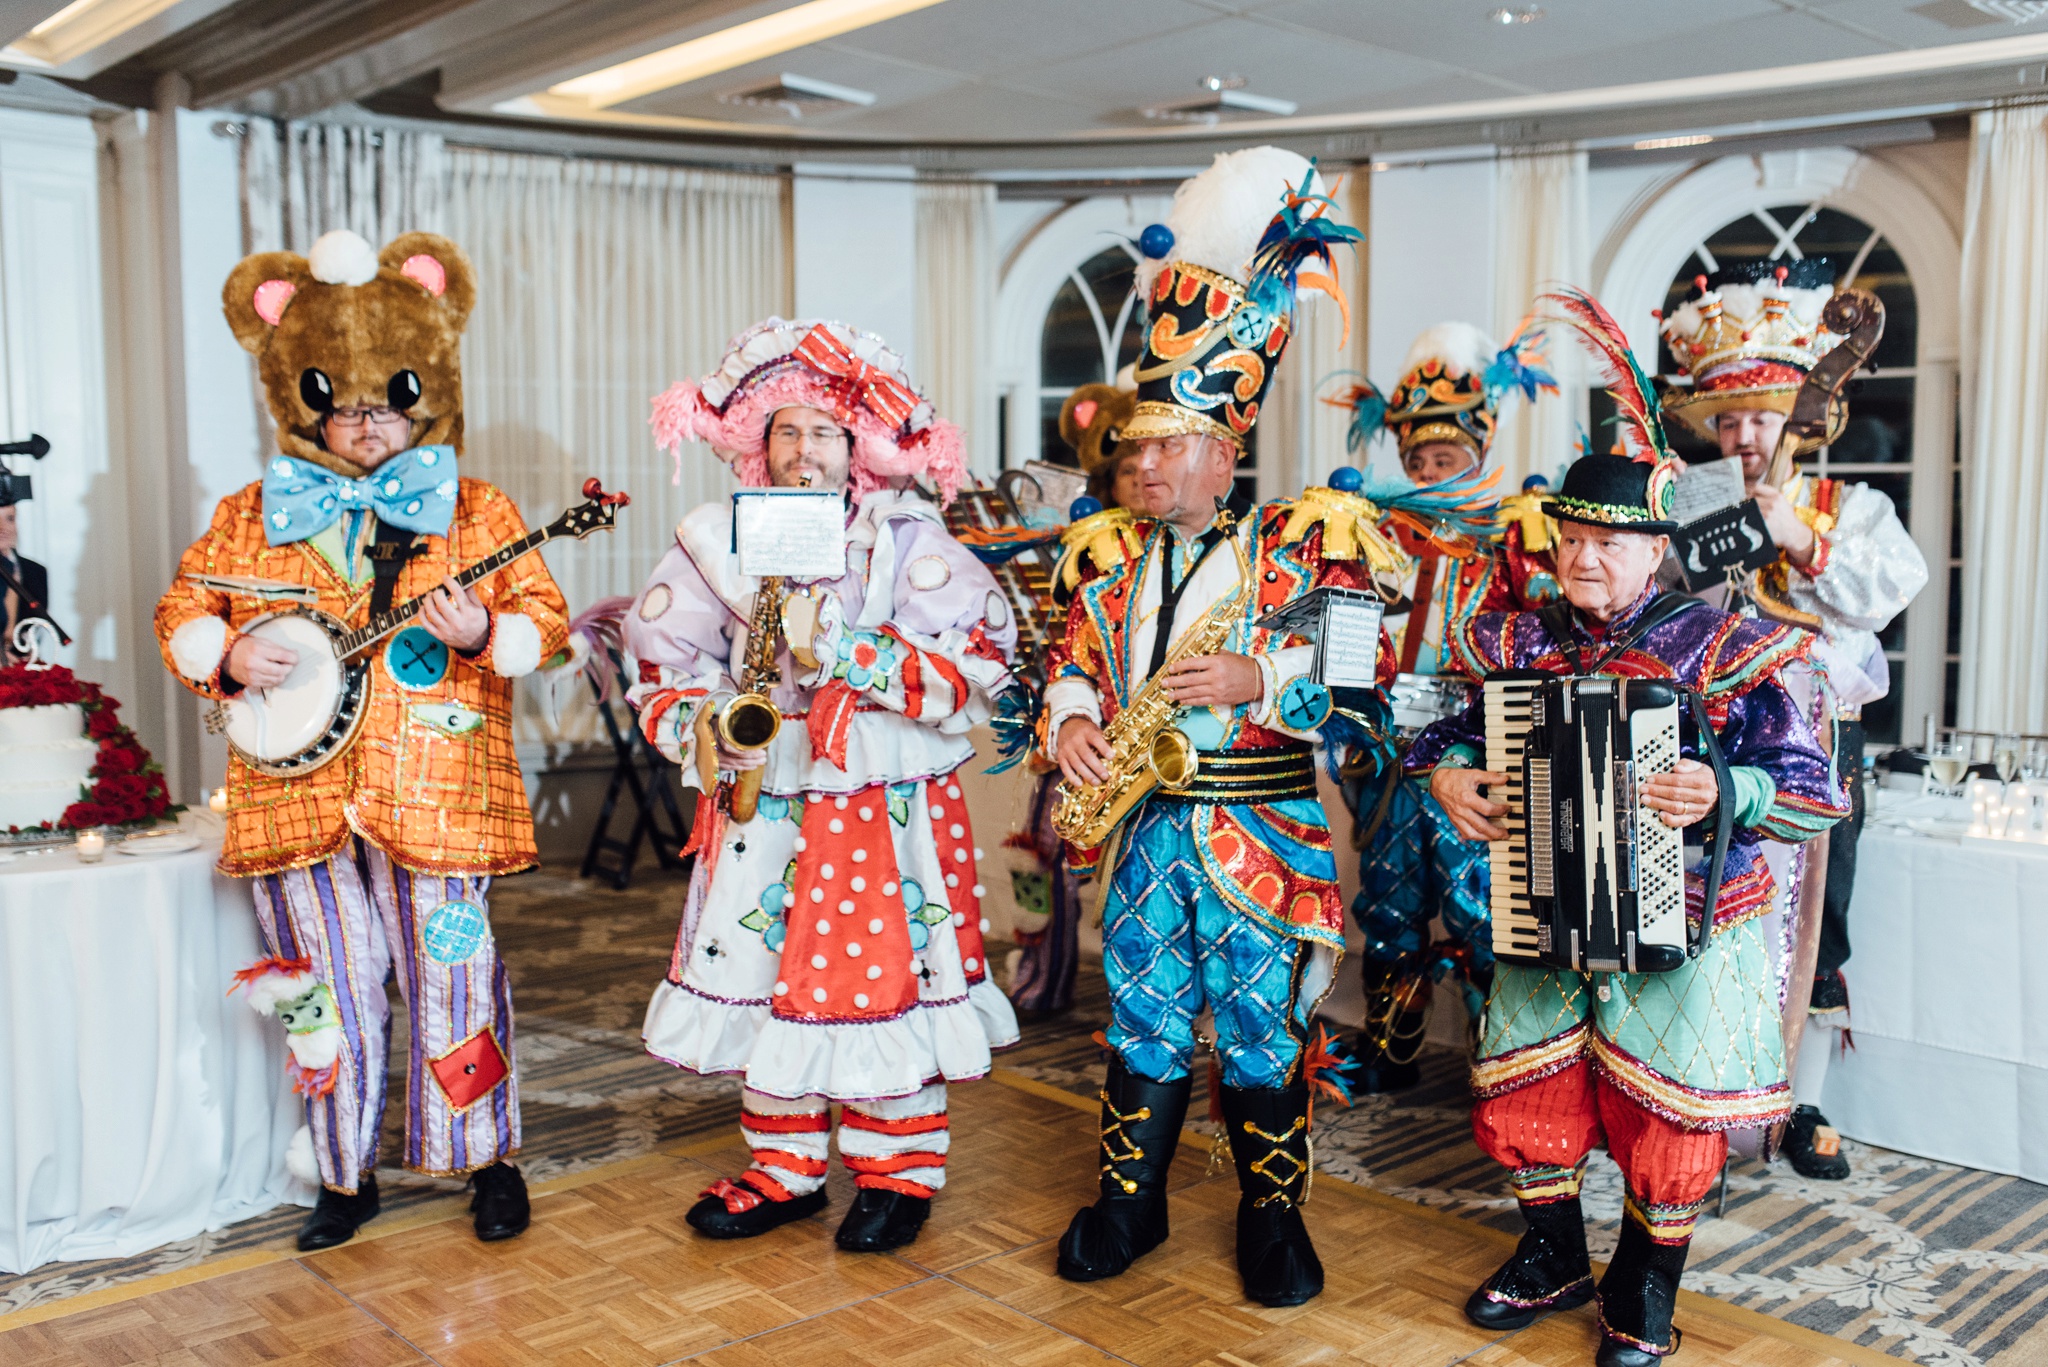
top-left (0, 432), bottom-right (50, 505)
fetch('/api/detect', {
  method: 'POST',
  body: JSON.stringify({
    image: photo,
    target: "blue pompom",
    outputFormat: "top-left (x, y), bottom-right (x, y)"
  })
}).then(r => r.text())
top-left (1137, 223), bottom-right (1174, 259)
top-left (1068, 495), bottom-right (1103, 520)
top-left (1328, 466), bottom-right (1364, 493)
top-left (1521, 473), bottom-right (1551, 491)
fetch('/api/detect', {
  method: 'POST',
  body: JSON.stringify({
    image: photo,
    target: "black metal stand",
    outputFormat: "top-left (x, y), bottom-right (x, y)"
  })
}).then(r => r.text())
top-left (579, 660), bottom-right (693, 890)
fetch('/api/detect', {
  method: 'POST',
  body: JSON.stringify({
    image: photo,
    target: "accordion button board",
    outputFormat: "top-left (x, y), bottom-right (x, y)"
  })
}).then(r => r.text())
top-left (1483, 674), bottom-right (1689, 975)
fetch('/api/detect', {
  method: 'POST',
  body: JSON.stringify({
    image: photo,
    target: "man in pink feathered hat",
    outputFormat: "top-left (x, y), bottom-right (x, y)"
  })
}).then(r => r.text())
top-left (624, 317), bottom-right (1019, 1254)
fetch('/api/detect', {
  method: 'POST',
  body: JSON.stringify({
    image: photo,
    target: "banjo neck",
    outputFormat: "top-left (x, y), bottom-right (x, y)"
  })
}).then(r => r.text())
top-left (336, 526), bottom-right (553, 662)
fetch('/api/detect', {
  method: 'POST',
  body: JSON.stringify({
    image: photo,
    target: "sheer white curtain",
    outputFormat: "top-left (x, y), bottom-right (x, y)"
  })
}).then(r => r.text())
top-left (1958, 103), bottom-right (2048, 732)
top-left (241, 120), bottom-right (445, 252)
top-left (914, 178), bottom-right (996, 474)
top-left (1260, 170), bottom-right (1371, 497)
top-left (1493, 145), bottom-right (1589, 488)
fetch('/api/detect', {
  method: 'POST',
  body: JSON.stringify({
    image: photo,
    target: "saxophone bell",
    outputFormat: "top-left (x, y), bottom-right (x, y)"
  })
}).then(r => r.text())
top-left (1149, 727), bottom-right (1199, 791)
top-left (717, 694), bottom-right (781, 823)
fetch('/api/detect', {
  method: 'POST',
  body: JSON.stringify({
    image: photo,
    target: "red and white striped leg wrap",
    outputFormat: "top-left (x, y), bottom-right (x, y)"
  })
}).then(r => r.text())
top-left (738, 1088), bottom-right (831, 1200)
top-left (839, 1084), bottom-right (949, 1197)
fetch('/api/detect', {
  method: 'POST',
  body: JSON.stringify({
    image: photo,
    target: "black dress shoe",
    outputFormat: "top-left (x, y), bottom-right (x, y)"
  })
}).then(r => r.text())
top-left (835, 1188), bottom-right (930, 1252)
top-left (1464, 1196), bottom-right (1595, 1329)
top-left (297, 1171), bottom-right (380, 1252)
top-left (1218, 1080), bottom-right (1324, 1307)
top-left (470, 1162), bottom-right (530, 1242)
top-left (1784, 1104), bottom-right (1850, 1181)
top-left (1056, 1058), bottom-right (1192, 1283)
top-left (686, 1180), bottom-right (828, 1239)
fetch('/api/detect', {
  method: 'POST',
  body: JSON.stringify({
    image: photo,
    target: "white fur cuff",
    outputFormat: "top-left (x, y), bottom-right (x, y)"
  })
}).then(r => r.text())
top-left (169, 616), bottom-right (230, 682)
top-left (491, 612), bottom-right (543, 678)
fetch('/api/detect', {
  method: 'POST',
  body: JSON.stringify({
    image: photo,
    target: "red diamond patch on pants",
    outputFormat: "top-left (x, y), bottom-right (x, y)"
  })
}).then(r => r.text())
top-left (429, 1027), bottom-right (509, 1111)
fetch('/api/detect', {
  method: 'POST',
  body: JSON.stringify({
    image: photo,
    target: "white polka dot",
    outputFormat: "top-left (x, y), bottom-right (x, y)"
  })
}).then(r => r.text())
top-left (949, 786), bottom-right (963, 800)
top-left (774, 981), bottom-right (788, 996)
top-left (851, 848), bottom-right (868, 863)
top-left (946, 873), bottom-right (959, 888)
top-left (815, 918), bottom-right (831, 935)
top-left (974, 847), bottom-right (984, 860)
top-left (811, 954), bottom-right (828, 970)
top-left (835, 796), bottom-right (849, 810)
top-left (820, 863), bottom-right (835, 880)
top-left (838, 898), bottom-right (855, 914)
top-left (809, 887), bottom-right (824, 903)
top-left (829, 818), bottom-right (844, 834)
top-left (794, 836), bottom-right (807, 851)
top-left (972, 885), bottom-right (986, 899)
top-left (854, 993), bottom-right (870, 1009)
top-left (953, 913), bottom-right (966, 928)
top-left (929, 804), bottom-right (945, 818)
top-left (858, 806), bottom-right (873, 821)
top-left (949, 823), bottom-right (965, 839)
top-left (866, 965), bottom-right (883, 980)
top-left (868, 918), bottom-right (885, 933)
top-left (979, 917), bottom-right (991, 933)
top-left (964, 957), bottom-right (979, 972)
top-left (812, 987), bottom-right (828, 1003)
top-left (910, 958), bottom-right (922, 973)
top-left (783, 893), bottom-right (796, 909)
top-left (954, 849), bottom-right (969, 864)
top-left (846, 942), bottom-right (863, 957)
top-left (884, 881), bottom-right (899, 896)
top-left (851, 876), bottom-right (866, 892)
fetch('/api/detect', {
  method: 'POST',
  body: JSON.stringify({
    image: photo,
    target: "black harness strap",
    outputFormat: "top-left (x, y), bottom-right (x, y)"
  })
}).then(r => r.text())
top-left (365, 519), bottom-right (428, 618)
top-left (1143, 490), bottom-right (1255, 682)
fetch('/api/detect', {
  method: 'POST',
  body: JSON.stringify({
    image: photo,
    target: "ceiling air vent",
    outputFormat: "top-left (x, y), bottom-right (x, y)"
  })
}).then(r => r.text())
top-left (1142, 75), bottom-right (1297, 125)
top-left (718, 73), bottom-right (877, 118)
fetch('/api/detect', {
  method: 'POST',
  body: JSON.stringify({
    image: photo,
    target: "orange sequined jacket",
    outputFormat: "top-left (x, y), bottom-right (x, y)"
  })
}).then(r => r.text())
top-left (154, 478), bottom-right (568, 877)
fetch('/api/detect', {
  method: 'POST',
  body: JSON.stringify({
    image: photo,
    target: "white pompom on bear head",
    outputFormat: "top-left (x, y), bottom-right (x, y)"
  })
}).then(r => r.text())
top-left (307, 230), bottom-right (380, 286)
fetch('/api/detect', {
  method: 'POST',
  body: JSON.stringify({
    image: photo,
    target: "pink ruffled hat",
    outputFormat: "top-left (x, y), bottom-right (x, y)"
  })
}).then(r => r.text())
top-left (651, 317), bottom-right (967, 504)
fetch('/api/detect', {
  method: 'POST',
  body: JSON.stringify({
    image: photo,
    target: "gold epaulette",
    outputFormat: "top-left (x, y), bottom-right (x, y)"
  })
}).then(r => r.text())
top-left (1276, 486), bottom-right (1408, 575)
top-left (1056, 506), bottom-right (1144, 593)
top-left (1496, 491), bottom-right (1558, 553)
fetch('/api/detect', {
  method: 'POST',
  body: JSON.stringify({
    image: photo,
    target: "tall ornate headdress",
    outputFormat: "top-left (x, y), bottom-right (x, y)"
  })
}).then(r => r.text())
top-left (1658, 258), bottom-right (1845, 452)
top-left (1339, 320), bottom-right (1556, 460)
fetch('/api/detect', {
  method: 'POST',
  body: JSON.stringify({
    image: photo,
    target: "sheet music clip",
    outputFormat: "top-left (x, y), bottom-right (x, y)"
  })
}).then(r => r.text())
top-left (1253, 585), bottom-right (1385, 694)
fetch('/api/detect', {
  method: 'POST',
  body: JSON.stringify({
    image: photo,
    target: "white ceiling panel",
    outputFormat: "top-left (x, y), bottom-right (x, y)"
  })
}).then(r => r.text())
top-left (829, 0), bottom-right (1216, 79)
top-left (1491, 12), bottom-right (1894, 94)
top-left (615, 42), bottom-right (967, 120)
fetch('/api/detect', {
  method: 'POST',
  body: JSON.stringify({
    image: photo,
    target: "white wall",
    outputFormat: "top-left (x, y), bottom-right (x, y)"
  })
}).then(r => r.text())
top-left (792, 166), bottom-right (917, 362)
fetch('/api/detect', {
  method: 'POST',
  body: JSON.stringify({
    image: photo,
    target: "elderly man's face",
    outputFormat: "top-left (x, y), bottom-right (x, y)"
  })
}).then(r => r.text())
top-left (1555, 522), bottom-right (1670, 622)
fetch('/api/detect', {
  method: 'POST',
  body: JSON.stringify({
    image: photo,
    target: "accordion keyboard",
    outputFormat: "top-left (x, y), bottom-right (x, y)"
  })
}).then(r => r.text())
top-left (1484, 677), bottom-right (1545, 963)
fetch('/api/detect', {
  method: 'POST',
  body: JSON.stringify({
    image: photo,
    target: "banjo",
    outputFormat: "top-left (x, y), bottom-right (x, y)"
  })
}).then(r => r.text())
top-left (204, 478), bottom-right (628, 778)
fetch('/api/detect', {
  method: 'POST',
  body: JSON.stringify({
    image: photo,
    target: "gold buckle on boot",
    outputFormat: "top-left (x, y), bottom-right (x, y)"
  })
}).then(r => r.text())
top-left (1100, 1091), bottom-right (1153, 1195)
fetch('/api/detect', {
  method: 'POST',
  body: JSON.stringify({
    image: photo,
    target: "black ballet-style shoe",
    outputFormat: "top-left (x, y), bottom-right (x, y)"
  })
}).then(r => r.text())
top-left (1783, 1104), bottom-right (1851, 1181)
top-left (1056, 1057), bottom-right (1192, 1282)
top-left (296, 1171), bottom-right (381, 1252)
top-left (1596, 1212), bottom-right (1690, 1365)
top-left (1218, 1080), bottom-right (1324, 1308)
top-left (469, 1161), bottom-right (530, 1242)
top-left (686, 1177), bottom-right (828, 1239)
top-left (834, 1188), bottom-right (930, 1252)
top-left (1464, 1196), bottom-right (1596, 1329)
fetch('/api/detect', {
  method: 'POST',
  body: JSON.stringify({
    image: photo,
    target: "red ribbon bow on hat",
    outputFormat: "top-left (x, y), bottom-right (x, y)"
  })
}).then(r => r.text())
top-left (792, 324), bottom-right (918, 430)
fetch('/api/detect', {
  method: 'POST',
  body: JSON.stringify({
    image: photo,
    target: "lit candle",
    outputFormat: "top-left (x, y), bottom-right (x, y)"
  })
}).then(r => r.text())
top-left (75, 828), bottom-right (106, 863)
top-left (209, 787), bottom-right (229, 815)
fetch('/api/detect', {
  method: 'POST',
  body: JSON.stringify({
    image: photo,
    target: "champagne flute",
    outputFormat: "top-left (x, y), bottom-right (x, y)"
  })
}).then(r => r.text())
top-left (1996, 734), bottom-right (2021, 785)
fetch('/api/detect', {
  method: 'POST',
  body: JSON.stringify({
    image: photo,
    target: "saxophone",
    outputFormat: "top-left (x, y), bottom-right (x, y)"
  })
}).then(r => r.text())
top-left (1050, 505), bottom-right (1255, 848)
top-left (717, 574), bottom-right (784, 823)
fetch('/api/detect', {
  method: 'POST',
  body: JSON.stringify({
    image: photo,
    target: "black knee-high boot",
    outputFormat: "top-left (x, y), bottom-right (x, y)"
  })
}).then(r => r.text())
top-left (1596, 1212), bottom-right (1690, 1365)
top-left (1218, 1079), bottom-right (1323, 1307)
top-left (1056, 1056), bottom-right (1192, 1282)
top-left (1464, 1195), bottom-right (1595, 1328)
top-left (1351, 956), bottom-right (1428, 1094)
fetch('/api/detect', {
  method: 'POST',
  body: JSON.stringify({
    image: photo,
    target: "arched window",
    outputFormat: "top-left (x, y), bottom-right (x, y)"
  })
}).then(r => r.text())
top-left (1653, 204), bottom-right (1936, 746)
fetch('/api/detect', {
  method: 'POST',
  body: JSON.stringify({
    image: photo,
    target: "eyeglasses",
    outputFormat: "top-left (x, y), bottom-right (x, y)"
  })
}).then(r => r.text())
top-left (327, 407), bottom-right (411, 428)
top-left (769, 424), bottom-right (849, 449)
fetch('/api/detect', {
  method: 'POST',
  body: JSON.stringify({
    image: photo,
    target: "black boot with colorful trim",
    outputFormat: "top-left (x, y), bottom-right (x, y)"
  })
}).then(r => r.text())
top-left (685, 1172), bottom-right (828, 1239)
top-left (1056, 1056), bottom-right (1192, 1282)
top-left (1595, 1194), bottom-right (1699, 1365)
top-left (1218, 1079), bottom-right (1324, 1307)
top-left (1464, 1162), bottom-right (1595, 1329)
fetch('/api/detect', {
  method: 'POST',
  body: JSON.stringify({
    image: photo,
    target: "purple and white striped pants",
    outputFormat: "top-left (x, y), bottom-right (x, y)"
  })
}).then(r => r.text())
top-left (250, 837), bottom-right (519, 1191)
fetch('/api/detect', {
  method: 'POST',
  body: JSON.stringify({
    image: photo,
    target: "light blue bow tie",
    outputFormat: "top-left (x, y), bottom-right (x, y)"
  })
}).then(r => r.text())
top-left (261, 447), bottom-right (460, 547)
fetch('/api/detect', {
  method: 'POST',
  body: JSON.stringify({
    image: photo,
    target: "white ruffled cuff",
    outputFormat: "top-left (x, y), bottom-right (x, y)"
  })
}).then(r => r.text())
top-left (490, 612), bottom-right (543, 678)
top-left (169, 616), bottom-right (229, 682)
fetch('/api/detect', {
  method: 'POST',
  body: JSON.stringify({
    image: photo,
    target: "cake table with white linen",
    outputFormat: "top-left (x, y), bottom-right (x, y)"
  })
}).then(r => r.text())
top-left (0, 823), bottom-right (303, 1272)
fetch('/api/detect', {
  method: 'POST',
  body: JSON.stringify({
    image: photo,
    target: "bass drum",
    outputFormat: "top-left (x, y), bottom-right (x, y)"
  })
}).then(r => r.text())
top-left (218, 608), bottom-right (369, 778)
top-left (1387, 672), bottom-right (1473, 738)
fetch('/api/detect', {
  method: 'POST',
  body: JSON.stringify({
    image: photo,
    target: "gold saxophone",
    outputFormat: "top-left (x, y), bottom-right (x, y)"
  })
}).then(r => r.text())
top-left (1050, 506), bottom-right (1255, 848)
top-left (717, 574), bottom-right (785, 823)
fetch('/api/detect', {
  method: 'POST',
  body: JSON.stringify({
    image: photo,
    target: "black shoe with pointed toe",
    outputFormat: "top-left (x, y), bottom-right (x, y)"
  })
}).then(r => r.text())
top-left (1464, 1196), bottom-right (1595, 1329)
top-left (686, 1178), bottom-right (828, 1239)
top-left (1218, 1080), bottom-right (1324, 1308)
top-left (469, 1161), bottom-right (530, 1242)
top-left (835, 1188), bottom-right (930, 1252)
top-left (1056, 1058), bottom-right (1192, 1283)
top-left (296, 1171), bottom-right (380, 1252)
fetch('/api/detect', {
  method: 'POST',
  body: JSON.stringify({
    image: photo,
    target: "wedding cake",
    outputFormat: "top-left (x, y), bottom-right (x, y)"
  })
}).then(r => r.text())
top-left (0, 703), bottom-right (97, 830)
top-left (0, 663), bottom-right (172, 833)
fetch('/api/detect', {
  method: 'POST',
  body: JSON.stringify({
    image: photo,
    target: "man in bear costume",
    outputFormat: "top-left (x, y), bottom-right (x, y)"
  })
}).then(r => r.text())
top-left (154, 229), bottom-right (569, 1251)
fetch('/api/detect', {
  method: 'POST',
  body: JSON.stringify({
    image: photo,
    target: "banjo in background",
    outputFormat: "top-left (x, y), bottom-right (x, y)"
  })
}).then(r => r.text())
top-left (199, 478), bottom-right (629, 777)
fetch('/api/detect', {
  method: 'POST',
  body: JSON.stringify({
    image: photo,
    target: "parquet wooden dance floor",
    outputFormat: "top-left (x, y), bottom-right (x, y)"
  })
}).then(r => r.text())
top-left (1, 1072), bottom-right (1883, 1367)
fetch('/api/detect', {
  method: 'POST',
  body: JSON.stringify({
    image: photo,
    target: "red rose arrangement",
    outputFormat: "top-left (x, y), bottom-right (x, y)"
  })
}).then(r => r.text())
top-left (0, 663), bottom-right (175, 832)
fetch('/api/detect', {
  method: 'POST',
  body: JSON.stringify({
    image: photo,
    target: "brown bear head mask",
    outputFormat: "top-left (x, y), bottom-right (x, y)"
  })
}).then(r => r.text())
top-left (223, 230), bottom-right (477, 479)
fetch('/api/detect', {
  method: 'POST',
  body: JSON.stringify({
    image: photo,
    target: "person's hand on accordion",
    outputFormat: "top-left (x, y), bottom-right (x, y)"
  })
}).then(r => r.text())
top-left (1638, 758), bottom-right (1718, 829)
top-left (1431, 756), bottom-right (1719, 843)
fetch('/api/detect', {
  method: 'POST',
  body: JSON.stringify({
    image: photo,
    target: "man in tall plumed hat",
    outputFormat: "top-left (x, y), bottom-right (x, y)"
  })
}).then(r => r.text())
top-left (1660, 260), bottom-right (1925, 1180)
top-left (1334, 322), bottom-right (1563, 1094)
top-left (1040, 146), bottom-right (1398, 1308)
top-left (154, 230), bottom-right (572, 1250)
top-left (1412, 289), bottom-right (1848, 1367)
top-left (624, 318), bottom-right (1019, 1255)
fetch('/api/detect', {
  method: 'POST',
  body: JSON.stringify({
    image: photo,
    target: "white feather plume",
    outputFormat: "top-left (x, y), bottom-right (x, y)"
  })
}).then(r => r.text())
top-left (1400, 322), bottom-right (1498, 381)
top-left (1138, 146), bottom-right (1317, 294)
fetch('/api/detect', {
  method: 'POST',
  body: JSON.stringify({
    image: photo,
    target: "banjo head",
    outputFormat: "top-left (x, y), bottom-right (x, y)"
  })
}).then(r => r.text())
top-left (220, 608), bottom-right (368, 777)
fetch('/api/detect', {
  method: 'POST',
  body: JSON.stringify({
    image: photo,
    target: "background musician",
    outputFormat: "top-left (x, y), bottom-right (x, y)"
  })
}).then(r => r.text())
top-left (1660, 261), bottom-right (1926, 1180)
top-left (625, 318), bottom-right (1017, 1256)
top-left (153, 231), bottom-right (569, 1252)
top-left (1413, 446), bottom-right (1848, 1366)
top-left (0, 497), bottom-right (52, 663)
top-left (1042, 147), bottom-right (1393, 1309)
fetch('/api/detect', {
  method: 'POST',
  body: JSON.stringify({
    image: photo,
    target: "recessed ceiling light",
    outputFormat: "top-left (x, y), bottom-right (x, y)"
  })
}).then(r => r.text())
top-left (1143, 85), bottom-right (1298, 124)
top-left (1487, 6), bottom-right (1546, 24)
top-left (720, 72), bottom-right (877, 119)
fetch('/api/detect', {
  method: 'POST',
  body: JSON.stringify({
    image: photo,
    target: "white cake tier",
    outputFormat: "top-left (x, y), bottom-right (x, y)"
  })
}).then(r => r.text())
top-left (5, 739), bottom-right (98, 787)
top-left (0, 704), bottom-right (94, 830)
top-left (0, 703), bottom-right (85, 746)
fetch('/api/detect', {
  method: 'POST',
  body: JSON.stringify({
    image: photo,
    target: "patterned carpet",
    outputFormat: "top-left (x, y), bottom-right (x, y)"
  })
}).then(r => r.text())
top-left (8, 865), bottom-right (2048, 1366)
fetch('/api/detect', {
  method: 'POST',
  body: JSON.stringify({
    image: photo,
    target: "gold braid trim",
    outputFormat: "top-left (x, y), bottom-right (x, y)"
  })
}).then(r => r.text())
top-left (1099, 1089), bottom-right (1153, 1195)
top-left (1279, 486), bottom-right (1408, 575)
top-left (1057, 507), bottom-right (1144, 593)
top-left (1496, 491), bottom-right (1558, 553)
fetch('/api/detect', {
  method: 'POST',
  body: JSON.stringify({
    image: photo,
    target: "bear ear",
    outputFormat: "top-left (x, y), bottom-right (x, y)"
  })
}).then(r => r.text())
top-left (379, 232), bottom-right (475, 332)
top-left (221, 251), bottom-right (312, 355)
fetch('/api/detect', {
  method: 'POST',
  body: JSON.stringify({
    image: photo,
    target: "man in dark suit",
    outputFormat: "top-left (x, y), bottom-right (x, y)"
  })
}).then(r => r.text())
top-left (0, 498), bottom-right (52, 663)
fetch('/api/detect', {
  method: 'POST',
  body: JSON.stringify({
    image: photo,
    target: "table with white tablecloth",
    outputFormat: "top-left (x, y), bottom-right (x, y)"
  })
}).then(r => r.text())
top-left (1821, 788), bottom-right (2048, 1182)
top-left (0, 828), bottom-right (304, 1273)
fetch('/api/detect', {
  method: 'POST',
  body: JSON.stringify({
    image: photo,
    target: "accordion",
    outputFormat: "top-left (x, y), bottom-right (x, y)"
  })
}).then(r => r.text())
top-left (1484, 672), bottom-right (1731, 975)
